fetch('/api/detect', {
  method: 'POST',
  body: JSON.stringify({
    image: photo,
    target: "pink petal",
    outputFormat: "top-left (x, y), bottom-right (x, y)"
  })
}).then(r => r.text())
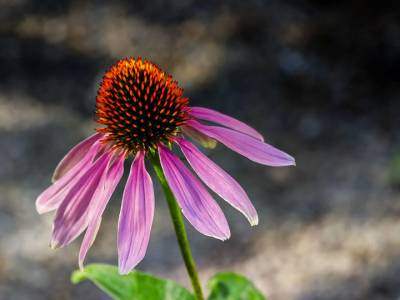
top-left (118, 151), bottom-right (154, 274)
top-left (181, 125), bottom-right (217, 149)
top-left (187, 120), bottom-right (295, 167)
top-left (78, 217), bottom-right (101, 270)
top-left (176, 138), bottom-right (258, 226)
top-left (79, 152), bottom-right (125, 269)
top-left (50, 152), bottom-right (113, 249)
top-left (189, 106), bottom-right (264, 141)
top-left (36, 141), bottom-right (103, 214)
top-left (158, 144), bottom-right (230, 240)
top-left (52, 133), bottom-right (103, 182)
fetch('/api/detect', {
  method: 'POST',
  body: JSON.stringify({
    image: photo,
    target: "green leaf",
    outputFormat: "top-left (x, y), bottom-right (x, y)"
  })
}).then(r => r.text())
top-left (207, 273), bottom-right (266, 300)
top-left (389, 153), bottom-right (400, 185)
top-left (71, 263), bottom-right (194, 300)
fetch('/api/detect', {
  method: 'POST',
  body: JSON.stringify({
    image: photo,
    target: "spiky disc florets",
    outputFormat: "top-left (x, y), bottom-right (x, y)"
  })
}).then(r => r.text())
top-left (96, 58), bottom-right (189, 152)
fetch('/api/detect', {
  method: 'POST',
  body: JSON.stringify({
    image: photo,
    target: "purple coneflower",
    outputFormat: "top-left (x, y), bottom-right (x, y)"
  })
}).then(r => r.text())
top-left (36, 58), bottom-right (295, 274)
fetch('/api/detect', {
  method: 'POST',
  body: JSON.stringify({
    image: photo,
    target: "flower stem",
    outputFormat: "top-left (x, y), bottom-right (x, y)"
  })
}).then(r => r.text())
top-left (150, 153), bottom-right (205, 300)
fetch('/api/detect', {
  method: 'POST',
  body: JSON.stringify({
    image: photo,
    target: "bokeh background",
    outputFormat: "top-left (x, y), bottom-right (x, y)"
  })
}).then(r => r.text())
top-left (1, 1), bottom-right (400, 299)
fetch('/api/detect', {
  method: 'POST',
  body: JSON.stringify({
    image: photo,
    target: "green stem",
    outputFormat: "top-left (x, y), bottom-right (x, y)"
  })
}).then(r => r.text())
top-left (150, 153), bottom-right (205, 300)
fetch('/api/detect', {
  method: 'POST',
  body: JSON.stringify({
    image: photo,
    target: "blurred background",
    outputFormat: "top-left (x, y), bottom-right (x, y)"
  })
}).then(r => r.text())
top-left (1, 0), bottom-right (400, 299)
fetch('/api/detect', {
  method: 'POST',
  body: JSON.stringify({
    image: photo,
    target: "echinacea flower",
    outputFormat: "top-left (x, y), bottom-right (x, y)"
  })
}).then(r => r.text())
top-left (36, 58), bottom-right (295, 274)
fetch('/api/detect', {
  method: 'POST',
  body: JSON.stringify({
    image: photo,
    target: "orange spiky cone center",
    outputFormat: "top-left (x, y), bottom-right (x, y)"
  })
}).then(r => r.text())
top-left (96, 58), bottom-right (189, 152)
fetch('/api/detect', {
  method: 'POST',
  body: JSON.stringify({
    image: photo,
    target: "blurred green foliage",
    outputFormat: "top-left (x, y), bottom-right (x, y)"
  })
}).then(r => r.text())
top-left (389, 153), bottom-right (400, 185)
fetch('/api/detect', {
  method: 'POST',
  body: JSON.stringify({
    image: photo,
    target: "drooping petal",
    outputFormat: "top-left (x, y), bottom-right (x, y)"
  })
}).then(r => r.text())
top-left (158, 144), bottom-right (230, 240)
top-left (36, 141), bottom-right (103, 214)
top-left (52, 133), bottom-right (103, 182)
top-left (118, 151), bottom-right (154, 274)
top-left (181, 125), bottom-right (217, 149)
top-left (50, 151), bottom-right (113, 249)
top-left (176, 138), bottom-right (258, 226)
top-left (78, 217), bottom-right (102, 270)
top-left (189, 106), bottom-right (264, 141)
top-left (79, 152), bottom-right (125, 269)
top-left (187, 120), bottom-right (295, 167)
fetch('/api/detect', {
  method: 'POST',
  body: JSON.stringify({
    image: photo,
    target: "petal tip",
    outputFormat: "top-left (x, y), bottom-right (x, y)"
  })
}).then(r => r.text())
top-left (218, 230), bottom-right (231, 241)
top-left (250, 216), bottom-right (259, 226)
top-left (279, 154), bottom-right (296, 167)
top-left (78, 260), bottom-right (84, 271)
top-left (250, 222), bottom-right (258, 227)
top-left (50, 239), bottom-right (60, 250)
top-left (202, 229), bottom-right (231, 241)
top-left (221, 234), bottom-right (231, 241)
top-left (35, 205), bottom-right (45, 215)
top-left (35, 199), bottom-right (50, 214)
top-left (118, 270), bottom-right (130, 276)
top-left (118, 263), bottom-right (134, 275)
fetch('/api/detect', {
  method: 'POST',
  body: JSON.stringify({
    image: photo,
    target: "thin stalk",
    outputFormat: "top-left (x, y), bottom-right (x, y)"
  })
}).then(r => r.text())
top-left (150, 153), bottom-right (205, 300)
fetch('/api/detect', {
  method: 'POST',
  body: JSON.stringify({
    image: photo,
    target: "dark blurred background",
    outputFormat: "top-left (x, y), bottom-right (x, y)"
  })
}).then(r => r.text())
top-left (1, 1), bottom-right (400, 299)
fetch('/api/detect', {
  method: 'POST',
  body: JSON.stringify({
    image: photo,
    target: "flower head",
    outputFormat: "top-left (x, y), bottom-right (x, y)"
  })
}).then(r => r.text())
top-left (37, 57), bottom-right (295, 274)
top-left (96, 58), bottom-right (189, 152)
